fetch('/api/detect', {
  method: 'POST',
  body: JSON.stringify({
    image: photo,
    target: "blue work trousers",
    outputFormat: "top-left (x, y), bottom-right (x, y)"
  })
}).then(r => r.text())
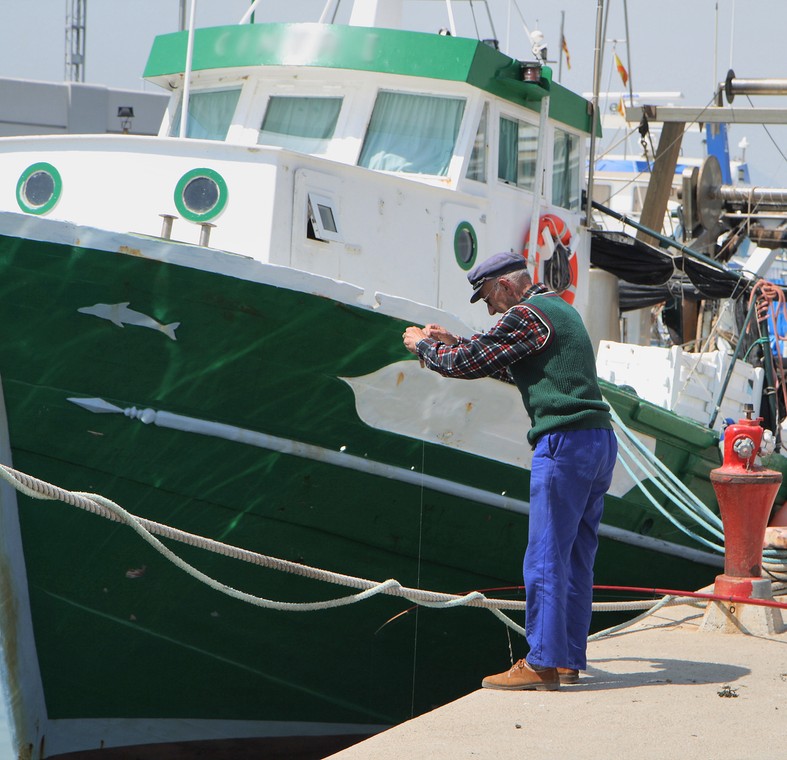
top-left (524, 427), bottom-right (617, 670)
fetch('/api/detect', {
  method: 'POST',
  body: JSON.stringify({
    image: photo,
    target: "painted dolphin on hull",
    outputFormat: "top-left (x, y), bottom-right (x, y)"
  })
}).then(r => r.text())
top-left (78, 302), bottom-right (180, 341)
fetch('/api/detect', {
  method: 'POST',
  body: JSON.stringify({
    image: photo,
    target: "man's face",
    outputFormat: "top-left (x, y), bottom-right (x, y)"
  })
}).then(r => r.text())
top-left (478, 277), bottom-right (520, 315)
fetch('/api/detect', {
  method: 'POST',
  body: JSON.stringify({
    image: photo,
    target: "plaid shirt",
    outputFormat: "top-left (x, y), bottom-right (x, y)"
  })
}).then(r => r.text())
top-left (415, 283), bottom-right (554, 383)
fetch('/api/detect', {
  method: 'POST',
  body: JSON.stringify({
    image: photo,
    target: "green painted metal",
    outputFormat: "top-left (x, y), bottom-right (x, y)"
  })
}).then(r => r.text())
top-left (15, 162), bottom-right (63, 215)
top-left (453, 221), bottom-right (478, 270)
top-left (143, 23), bottom-right (594, 134)
top-left (174, 167), bottom-right (229, 222)
top-left (0, 232), bottom-right (718, 729)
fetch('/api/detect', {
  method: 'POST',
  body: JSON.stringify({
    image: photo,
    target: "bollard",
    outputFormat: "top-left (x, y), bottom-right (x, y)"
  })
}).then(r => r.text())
top-left (199, 222), bottom-right (216, 247)
top-left (159, 214), bottom-right (176, 240)
top-left (701, 408), bottom-right (784, 634)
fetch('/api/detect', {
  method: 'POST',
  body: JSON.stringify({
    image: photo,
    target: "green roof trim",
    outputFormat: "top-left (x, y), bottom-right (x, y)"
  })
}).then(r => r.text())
top-left (144, 23), bottom-right (594, 134)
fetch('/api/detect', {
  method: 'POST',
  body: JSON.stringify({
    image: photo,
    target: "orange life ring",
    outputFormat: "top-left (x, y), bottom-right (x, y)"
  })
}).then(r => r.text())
top-left (523, 213), bottom-right (578, 305)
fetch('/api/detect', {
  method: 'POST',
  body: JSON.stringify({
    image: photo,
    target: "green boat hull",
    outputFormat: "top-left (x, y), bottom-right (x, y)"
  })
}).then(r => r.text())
top-left (0, 227), bottom-right (723, 756)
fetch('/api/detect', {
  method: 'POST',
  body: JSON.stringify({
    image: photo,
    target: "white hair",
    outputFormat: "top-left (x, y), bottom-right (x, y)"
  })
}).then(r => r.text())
top-left (501, 268), bottom-right (532, 291)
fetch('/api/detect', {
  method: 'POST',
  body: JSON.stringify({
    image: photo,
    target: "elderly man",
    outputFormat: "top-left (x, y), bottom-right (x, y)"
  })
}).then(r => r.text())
top-left (402, 251), bottom-right (617, 691)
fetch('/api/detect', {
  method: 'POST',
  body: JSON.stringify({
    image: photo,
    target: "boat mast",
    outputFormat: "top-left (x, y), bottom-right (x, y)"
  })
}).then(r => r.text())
top-left (240, 0), bottom-right (264, 24)
top-left (318, 0), bottom-right (341, 24)
top-left (178, 0), bottom-right (198, 139)
top-left (585, 0), bottom-right (605, 225)
top-left (557, 10), bottom-right (565, 81)
top-left (526, 90), bottom-right (550, 274)
top-left (443, 0), bottom-right (457, 36)
top-left (622, 0), bottom-right (634, 108)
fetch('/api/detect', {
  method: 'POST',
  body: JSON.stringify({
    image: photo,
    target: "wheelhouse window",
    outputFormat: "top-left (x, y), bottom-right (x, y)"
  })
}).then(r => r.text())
top-left (466, 103), bottom-right (488, 182)
top-left (498, 116), bottom-right (538, 190)
top-left (169, 88), bottom-right (242, 140)
top-left (552, 129), bottom-right (581, 210)
top-left (358, 91), bottom-right (465, 176)
top-left (259, 96), bottom-right (342, 154)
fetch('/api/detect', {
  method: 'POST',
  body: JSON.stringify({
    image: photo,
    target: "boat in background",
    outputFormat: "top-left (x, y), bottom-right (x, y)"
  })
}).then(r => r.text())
top-left (591, 65), bottom-right (787, 429)
top-left (585, 80), bottom-right (764, 348)
top-left (0, 2), bottom-right (783, 758)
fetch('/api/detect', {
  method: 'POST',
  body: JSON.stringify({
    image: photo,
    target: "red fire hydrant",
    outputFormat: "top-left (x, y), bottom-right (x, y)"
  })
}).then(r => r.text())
top-left (711, 408), bottom-right (782, 598)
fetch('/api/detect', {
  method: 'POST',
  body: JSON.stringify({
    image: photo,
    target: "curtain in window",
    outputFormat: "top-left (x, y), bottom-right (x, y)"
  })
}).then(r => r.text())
top-left (553, 130), bottom-right (570, 207)
top-left (359, 92), bottom-right (465, 175)
top-left (552, 129), bottom-right (580, 210)
top-left (517, 122), bottom-right (538, 191)
top-left (498, 117), bottom-right (518, 184)
top-left (466, 103), bottom-right (488, 182)
top-left (259, 96), bottom-right (342, 153)
top-left (170, 89), bottom-right (241, 140)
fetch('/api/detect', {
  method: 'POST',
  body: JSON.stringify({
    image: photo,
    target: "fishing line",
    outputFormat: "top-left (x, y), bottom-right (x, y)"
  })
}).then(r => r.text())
top-left (594, 125), bottom-right (640, 163)
top-left (745, 94), bottom-right (787, 167)
top-left (409, 440), bottom-right (427, 718)
top-left (673, 289), bottom-right (748, 407)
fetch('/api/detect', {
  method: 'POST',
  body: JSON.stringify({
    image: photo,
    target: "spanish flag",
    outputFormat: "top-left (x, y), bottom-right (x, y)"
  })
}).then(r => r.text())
top-left (614, 52), bottom-right (629, 87)
top-left (561, 35), bottom-right (571, 70)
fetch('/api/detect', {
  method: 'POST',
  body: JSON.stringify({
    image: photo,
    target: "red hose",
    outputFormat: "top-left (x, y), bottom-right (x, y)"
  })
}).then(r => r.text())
top-left (594, 584), bottom-right (787, 610)
top-left (472, 584), bottom-right (787, 611)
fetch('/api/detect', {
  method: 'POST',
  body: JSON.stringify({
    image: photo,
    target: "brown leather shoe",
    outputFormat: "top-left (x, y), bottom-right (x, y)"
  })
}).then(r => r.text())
top-left (481, 659), bottom-right (560, 691)
top-left (557, 668), bottom-right (580, 684)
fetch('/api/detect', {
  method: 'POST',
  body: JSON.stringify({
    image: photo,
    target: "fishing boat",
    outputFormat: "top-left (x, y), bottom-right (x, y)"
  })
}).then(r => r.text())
top-left (0, 2), bottom-right (782, 758)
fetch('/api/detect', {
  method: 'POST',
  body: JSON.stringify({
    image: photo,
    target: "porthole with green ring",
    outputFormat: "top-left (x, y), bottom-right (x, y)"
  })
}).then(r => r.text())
top-left (174, 167), bottom-right (228, 222)
top-left (454, 221), bottom-right (478, 270)
top-left (16, 162), bottom-right (62, 215)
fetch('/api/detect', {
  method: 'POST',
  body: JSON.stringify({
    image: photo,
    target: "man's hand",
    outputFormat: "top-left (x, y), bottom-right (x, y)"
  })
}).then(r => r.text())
top-left (403, 326), bottom-right (427, 354)
top-left (423, 323), bottom-right (459, 345)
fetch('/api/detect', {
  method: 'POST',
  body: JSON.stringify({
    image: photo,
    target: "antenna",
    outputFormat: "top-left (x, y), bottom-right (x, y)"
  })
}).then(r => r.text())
top-left (65, 0), bottom-right (87, 82)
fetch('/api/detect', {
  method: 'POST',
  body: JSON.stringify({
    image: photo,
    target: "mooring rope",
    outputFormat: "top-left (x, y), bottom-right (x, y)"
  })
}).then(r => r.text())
top-left (0, 462), bottom-right (687, 636)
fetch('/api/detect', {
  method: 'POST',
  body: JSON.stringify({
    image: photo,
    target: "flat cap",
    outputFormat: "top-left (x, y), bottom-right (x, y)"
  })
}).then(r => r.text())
top-left (467, 251), bottom-right (529, 303)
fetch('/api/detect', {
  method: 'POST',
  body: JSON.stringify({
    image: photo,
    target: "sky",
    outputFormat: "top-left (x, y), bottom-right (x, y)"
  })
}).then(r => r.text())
top-left (0, 0), bottom-right (785, 753)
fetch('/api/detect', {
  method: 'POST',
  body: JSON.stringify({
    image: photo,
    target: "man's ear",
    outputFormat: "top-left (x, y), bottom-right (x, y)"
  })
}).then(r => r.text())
top-left (498, 277), bottom-right (519, 298)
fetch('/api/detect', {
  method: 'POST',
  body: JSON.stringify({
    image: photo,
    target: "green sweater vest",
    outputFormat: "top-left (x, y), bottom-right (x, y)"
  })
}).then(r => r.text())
top-left (509, 293), bottom-right (612, 444)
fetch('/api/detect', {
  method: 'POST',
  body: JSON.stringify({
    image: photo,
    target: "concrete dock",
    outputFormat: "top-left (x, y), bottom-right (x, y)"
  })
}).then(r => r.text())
top-left (326, 593), bottom-right (787, 759)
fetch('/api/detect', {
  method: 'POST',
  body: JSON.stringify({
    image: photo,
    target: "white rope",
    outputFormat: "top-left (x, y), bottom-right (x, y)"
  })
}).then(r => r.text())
top-left (588, 594), bottom-right (684, 641)
top-left (0, 462), bottom-right (683, 635)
